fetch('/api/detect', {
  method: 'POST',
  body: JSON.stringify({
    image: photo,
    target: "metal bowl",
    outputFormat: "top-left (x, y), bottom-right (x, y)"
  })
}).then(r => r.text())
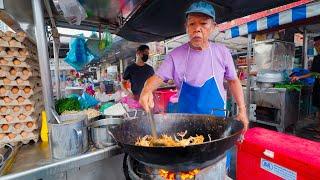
top-left (89, 118), bottom-right (124, 148)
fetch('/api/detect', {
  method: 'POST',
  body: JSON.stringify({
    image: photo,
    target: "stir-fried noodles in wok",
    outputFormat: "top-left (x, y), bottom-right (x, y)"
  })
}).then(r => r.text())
top-left (135, 130), bottom-right (205, 147)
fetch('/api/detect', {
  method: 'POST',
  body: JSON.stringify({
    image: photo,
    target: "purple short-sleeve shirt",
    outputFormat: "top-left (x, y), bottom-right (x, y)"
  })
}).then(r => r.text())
top-left (156, 42), bottom-right (237, 101)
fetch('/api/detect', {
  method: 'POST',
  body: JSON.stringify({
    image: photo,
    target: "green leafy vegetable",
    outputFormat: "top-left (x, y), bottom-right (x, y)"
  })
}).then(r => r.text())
top-left (55, 97), bottom-right (81, 115)
top-left (274, 82), bottom-right (303, 92)
top-left (310, 72), bottom-right (320, 78)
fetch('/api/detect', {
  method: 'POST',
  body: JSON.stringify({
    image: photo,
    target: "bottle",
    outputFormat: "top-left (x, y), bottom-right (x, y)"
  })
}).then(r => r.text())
top-left (40, 110), bottom-right (48, 142)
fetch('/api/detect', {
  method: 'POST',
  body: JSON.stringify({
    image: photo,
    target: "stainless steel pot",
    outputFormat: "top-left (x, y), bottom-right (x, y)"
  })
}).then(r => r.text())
top-left (49, 113), bottom-right (89, 159)
top-left (89, 110), bottom-right (145, 123)
top-left (90, 118), bottom-right (123, 148)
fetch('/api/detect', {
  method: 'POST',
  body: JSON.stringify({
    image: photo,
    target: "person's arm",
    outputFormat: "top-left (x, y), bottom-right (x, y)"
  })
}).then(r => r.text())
top-left (121, 80), bottom-right (133, 95)
top-left (122, 80), bottom-right (129, 89)
top-left (291, 73), bottom-right (312, 82)
top-left (292, 59), bottom-right (318, 81)
top-left (223, 46), bottom-right (249, 131)
top-left (122, 66), bottom-right (132, 94)
top-left (228, 78), bottom-right (249, 131)
top-left (139, 75), bottom-right (163, 112)
top-left (139, 54), bottom-right (175, 112)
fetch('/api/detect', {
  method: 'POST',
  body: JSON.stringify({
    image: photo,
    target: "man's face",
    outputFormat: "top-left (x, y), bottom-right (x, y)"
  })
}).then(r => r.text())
top-left (138, 49), bottom-right (150, 58)
top-left (315, 40), bottom-right (320, 53)
top-left (186, 13), bottom-right (215, 48)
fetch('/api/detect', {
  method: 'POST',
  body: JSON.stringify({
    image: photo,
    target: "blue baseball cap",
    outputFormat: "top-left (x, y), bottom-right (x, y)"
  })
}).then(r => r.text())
top-left (185, 1), bottom-right (216, 21)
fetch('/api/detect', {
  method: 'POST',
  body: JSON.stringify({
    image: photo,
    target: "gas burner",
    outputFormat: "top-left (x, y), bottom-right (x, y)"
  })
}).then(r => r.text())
top-left (123, 154), bottom-right (228, 180)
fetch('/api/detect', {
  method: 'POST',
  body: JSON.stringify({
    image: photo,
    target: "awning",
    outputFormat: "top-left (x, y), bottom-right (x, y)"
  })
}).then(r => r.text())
top-left (117, 0), bottom-right (296, 42)
top-left (225, 1), bottom-right (320, 39)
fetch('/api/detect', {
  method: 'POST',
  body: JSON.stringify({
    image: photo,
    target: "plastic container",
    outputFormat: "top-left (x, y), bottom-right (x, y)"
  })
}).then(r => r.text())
top-left (153, 89), bottom-right (177, 113)
top-left (237, 128), bottom-right (320, 180)
top-left (40, 111), bottom-right (48, 142)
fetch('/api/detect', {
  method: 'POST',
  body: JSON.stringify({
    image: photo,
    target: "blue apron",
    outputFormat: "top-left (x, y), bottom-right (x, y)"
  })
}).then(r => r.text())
top-left (177, 45), bottom-right (231, 171)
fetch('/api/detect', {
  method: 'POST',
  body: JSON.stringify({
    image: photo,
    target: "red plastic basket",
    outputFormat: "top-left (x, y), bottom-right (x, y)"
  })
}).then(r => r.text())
top-left (153, 89), bottom-right (177, 113)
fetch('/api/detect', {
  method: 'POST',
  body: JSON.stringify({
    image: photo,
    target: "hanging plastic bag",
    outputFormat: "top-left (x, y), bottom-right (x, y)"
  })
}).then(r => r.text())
top-left (86, 32), bottom-right (104, 59)
top-left (99, 28), bottom-right (113, 50)
top-left (86, 28), bottom-right (113, 59)
top-left (65, 34), bottom-right (94, 71)
top-left (57, 0), bottom-right (87, 25)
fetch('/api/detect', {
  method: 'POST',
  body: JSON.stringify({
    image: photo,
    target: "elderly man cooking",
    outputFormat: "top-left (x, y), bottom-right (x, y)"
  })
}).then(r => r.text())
top-left (139, 1), bottom-right (249, 172)
top-left (140, 2), bottom-right (248, 127)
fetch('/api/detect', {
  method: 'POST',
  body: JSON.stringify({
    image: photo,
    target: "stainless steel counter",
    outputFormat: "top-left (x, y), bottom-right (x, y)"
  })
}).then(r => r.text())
top-left (0, 143), bottom-right (123, 180)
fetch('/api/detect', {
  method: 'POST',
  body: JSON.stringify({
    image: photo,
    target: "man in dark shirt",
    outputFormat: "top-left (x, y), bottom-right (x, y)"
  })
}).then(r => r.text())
top-left (123, 45), bottom-right (154, 100)
top-left (291, 36), bottom-right (320, 138)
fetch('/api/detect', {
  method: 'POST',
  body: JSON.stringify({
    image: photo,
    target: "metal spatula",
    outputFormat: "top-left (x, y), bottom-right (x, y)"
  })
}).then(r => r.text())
top-left (147, 110), bottom-right (158, 139)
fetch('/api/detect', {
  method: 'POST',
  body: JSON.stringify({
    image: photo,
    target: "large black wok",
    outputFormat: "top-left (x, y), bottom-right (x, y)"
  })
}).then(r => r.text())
top-left (109, 113), bottom-right (243, 172)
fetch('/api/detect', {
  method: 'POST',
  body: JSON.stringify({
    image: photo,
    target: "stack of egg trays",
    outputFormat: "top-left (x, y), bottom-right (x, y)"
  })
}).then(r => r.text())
top-left (0, 31), bottom-right (42, 147)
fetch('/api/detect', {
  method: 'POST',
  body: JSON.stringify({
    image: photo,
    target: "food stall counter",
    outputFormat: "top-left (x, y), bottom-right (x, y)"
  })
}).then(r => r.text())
top-left (1, 143), bottom-right (123, 180)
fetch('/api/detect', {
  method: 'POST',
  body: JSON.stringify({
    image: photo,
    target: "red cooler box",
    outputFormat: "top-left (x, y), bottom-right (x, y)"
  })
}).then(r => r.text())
top-left (153, 89), bottom-right (177, 113)
top-left (237, 128), bottom-right (320, 180)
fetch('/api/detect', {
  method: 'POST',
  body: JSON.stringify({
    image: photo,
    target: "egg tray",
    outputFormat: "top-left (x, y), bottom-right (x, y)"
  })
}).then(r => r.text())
top-left (0, 39), bottom-right (25, 49)
top-left (0, 65), bottom-right (31, 71)
top-left (0, 77), bottom-right (41, 87)
top-left (0, 58), bottom-right (39, 70)
top-left (0, 113), bottom-right (39, 124)
top-left (0, 90), bottom-right (32, 99)
top-left (0, 84), bottom-right (41, 95)
top-left (0, 32), bottom-right (37, 51)
top-left (5, 71), bottom-right (38, 81)
top-left (0, 106), bottom-right (36, 117)
top-left (0, 48), bottom-right (19, 57)
top-left (0, 102), bottom-right (43, 117)
top-left (0, 86), bottom-right (40, 99)
top-left (0, 121), bottom-right (38, 134)
top-left (0, 47), bottom-right (37, 60)
top-left (10, 58), bottom-right (40, 71)
top-left (0, 93), bottom-right (42, 106)
top-left (0, 68), bottom-right (34, 81)
top-left (0, 104), bottom-right (41, 118)
top-left (0, 31), bottom-right (27, 43)
top-left (0, 131), bottom-right (39, 147)
top-left (0, 74), bottom-right (32, 81)
top-left (0, 59), bottom-right (29, 68)
top-left (0, 54), bottom-right (36, 62)
top-left (0, 56), bottom-right (27, 62)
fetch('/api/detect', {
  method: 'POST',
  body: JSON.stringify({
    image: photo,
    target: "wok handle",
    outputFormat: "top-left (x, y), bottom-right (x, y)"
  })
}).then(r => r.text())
top-left (211, 108), bottom-right (231, 118)
top-left (211, 108), bottom-right (240, 120)
top-left (125, 109), bottom-right (139, 119)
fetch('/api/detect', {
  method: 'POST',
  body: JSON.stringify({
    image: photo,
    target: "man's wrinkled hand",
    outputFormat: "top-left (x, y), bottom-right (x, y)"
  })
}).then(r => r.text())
top-left (139, 91), bottom-right (154, 113)
top-left (237, 109), bottom-right (249, 132)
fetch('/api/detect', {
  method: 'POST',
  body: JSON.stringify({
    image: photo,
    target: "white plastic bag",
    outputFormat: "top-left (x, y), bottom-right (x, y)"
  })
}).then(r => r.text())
top-left (57, 0), bottom-right (87, 25)
top-left (103, 103), bottom-right (127, 116)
